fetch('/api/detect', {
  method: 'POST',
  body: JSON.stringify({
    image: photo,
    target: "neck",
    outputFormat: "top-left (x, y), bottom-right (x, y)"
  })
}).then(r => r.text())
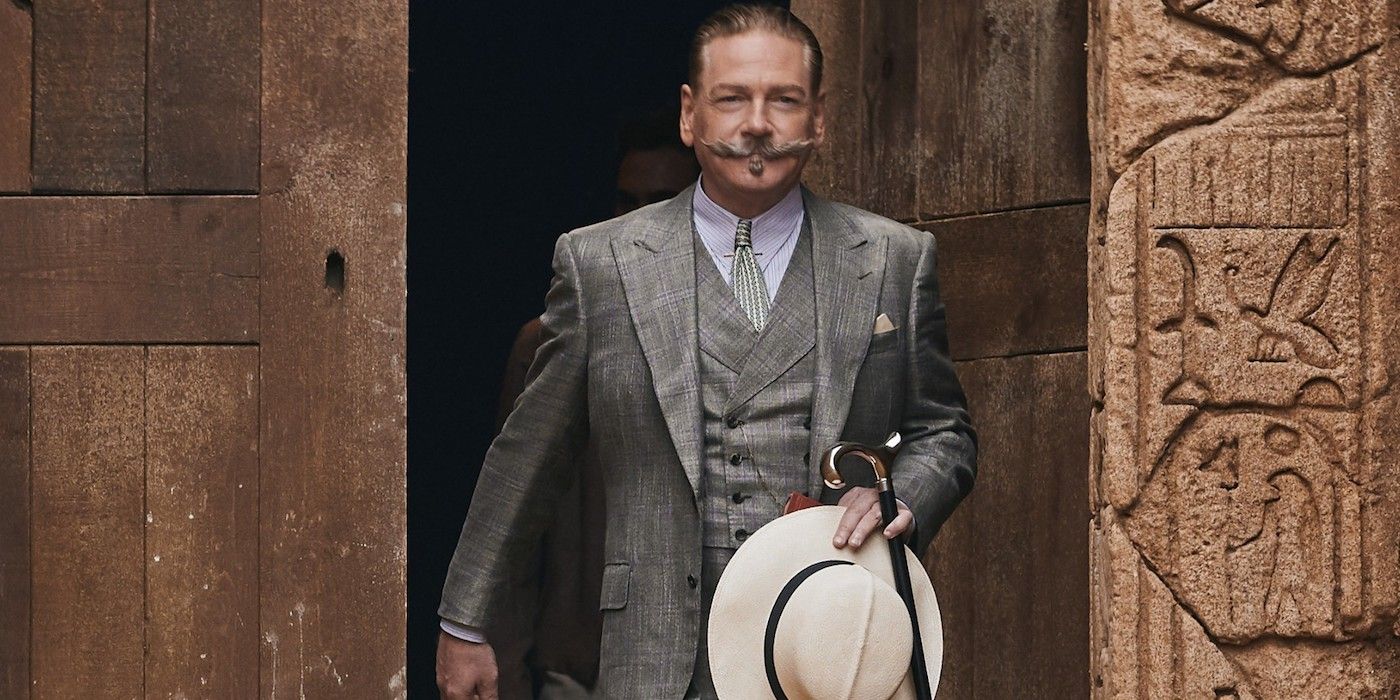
top-left (700, 174), bottom-right (798, 219)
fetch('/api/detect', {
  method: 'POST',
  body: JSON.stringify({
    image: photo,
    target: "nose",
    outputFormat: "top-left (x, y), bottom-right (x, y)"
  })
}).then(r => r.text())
top-left (740, 98), bottom-right (773, 137)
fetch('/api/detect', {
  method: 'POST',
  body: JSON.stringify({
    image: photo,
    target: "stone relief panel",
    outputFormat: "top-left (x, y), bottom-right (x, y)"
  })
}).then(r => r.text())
top-left (1162, 0), bottom-right (1390, 74)
top-left (1091, 0), bottom-right (1400, 696)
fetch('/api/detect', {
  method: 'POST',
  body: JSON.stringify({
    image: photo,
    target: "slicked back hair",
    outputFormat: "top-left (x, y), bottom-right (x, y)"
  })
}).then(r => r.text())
top-left (688, 4), bottom-right (823, 94)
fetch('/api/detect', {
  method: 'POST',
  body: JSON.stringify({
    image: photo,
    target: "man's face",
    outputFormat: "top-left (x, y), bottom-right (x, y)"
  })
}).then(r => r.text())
top-left (680, 31), bottom-right (825, 204)
top-left (615, 147), bottom-right (700, 216)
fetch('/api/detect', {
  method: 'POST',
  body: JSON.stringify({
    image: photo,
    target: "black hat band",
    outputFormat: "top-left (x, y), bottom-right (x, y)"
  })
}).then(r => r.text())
top-left (763, 559), bottom-right (853, 700)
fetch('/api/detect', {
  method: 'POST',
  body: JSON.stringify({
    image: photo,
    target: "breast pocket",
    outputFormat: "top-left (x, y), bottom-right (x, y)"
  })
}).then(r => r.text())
top-left (599, 561), bottom-right (631, 611)
top-left (866, 328), bottom-right (900, 356)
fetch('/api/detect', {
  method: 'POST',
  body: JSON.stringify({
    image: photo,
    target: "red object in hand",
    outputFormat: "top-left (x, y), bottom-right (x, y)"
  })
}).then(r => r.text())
top-left (782, 491), bottom-right (823, 515)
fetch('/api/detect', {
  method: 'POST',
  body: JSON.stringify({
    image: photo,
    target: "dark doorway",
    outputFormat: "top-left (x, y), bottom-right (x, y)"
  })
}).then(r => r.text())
top-left (407, 2), bottom-right (780, 695)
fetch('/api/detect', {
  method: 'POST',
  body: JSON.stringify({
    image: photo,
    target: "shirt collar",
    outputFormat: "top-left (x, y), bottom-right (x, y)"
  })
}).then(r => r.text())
top-left (692, 175), bottom-right (804, 253)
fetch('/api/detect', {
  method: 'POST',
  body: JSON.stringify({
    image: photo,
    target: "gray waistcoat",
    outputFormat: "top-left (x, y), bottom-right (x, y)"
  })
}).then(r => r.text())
top-left (694, 218), bottom-right (817, 549)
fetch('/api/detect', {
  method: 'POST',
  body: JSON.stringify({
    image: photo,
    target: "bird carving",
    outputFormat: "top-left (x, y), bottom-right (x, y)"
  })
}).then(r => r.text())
top-left (1243, 234), bottom-right (1340, 369)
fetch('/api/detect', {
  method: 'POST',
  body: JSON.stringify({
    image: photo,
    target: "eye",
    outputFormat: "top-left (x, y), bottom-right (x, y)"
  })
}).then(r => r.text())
top-left (717, 95), bottom-right (742, 103)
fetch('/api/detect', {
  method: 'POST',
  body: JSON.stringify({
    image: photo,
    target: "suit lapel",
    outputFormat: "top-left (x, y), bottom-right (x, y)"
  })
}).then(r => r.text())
top-left (612, 186), bottom-right (705, 499)
top-left (803, 188), bottom-right (887, 496)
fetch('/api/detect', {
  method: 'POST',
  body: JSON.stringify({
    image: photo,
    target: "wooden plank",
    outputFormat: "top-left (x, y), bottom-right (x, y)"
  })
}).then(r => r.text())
top-left (260, 0), bottom-right (407, 696)
top-left (917, 0), bottom-right (1090, 218)
top-left (0, 1), bottom-right (31, 193)
top-left (791, 1), bottom-right (864, 204)
top-left (145, 346), bottom-right (259, 698)
top-left (30, 346), bottom-right (145, 698)
top-left (946, 351), bottom-right (1089, 699)
top-left (921, 203), bottom-right (1089, 360)
top-left (0, 348), bottom-right (29, 698)
top-left (147, 0), bottom-right (260, 192)
top-left (32, 0), bottom-right (146, 192)
top-left (859, 0), bottom-right (920, 221)
top-left (924, 477), bottom-right (976, 699)
top-left (0, 196), bottom-right (259, 343)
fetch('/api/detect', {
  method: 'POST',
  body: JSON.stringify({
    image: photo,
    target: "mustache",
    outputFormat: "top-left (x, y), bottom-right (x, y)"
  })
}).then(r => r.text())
top-left (700, 134), bottom-right (815, 159)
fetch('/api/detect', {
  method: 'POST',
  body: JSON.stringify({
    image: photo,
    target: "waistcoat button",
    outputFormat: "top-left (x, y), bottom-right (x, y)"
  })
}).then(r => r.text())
top-left (735, 529), bottom-right (750, 542)
top-left (726, 416), bottom-right (743, 429)
top-left (731, 492), bottom-right (746, 504)
top-left (729, 453), bottom-right (742, 465)
top-left (687, 574), bottom-right (698, 589)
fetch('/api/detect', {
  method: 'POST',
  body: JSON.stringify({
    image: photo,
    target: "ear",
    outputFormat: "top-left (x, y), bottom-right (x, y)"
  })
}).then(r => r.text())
top-left (811, 89), bottom-right (827, 148)
top-left (680, 84), bottom-right (696, 147)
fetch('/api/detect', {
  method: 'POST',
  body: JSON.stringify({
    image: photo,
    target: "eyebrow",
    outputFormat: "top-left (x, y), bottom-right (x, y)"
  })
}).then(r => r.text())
top-left (709, 82), bottom-right (807, 96)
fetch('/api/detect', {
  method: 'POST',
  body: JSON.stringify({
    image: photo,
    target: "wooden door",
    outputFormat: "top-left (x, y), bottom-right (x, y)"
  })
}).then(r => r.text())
top-left (794, 1), bottom-right (1091, 697)
top-left (0, 1), bottom-right (407, 696)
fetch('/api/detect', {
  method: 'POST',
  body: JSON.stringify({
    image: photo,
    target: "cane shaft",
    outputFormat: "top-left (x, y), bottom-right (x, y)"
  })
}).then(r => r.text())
top-left (879, 488), bottom-right (933, 700)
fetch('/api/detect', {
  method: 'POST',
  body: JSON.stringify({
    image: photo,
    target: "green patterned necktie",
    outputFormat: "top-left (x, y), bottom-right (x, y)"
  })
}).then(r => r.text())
top-left (732, 218), bottom-right (770, 332)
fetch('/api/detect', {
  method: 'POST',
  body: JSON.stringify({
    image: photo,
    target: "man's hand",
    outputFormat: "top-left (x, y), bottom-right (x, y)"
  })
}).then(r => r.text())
top-left (436, 630), bottom-right (499, 700)
top-left (832, 486), bottom-right (913, 549)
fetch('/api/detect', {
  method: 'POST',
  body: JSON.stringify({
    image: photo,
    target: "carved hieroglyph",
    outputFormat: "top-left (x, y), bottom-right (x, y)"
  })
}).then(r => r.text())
top-left (1090, 1), bottom-right (1400, 697)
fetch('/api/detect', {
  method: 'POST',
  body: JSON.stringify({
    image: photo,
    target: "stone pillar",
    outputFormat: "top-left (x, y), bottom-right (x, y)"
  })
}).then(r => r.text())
top-left (1089, 1), bottom-right (1400, 697)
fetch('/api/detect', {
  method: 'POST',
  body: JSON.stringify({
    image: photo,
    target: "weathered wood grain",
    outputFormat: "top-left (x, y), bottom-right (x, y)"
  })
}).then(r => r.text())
top-left (859, 0), bottom-right (919, 221)
top-left (145, 346), bottom-right (259, 698)
top-left (30, 346), bottom-right (145, 698)
top-left (922, 204), bottom-right (1088, 361)
top-left (0, 348), bottom-right (29, 698)
top-left (0, 1), bottom-right (31, 193)
top-left (924, 479), bottom-right (975, 699)
top-left (927, 351), bottom-right (1089, 699)
top-left (792, 0), bottom-right (864, 204)
top-left (260, 0), bottom-right (408, 695)
top-left (917, 0), bottom-right (1090, 218)
top-left (0, 196), bottom-right (259, 343)
top-left (147, 0), bottom-right (260, 192)
top-left (32, 0), bottom-right (146, 192)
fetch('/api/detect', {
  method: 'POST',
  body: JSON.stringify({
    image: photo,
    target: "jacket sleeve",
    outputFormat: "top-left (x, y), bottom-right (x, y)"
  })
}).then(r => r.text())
top-left (890, 232), bottom-right (977, 556)
top-left (438, 232), bottom-right (590, 630)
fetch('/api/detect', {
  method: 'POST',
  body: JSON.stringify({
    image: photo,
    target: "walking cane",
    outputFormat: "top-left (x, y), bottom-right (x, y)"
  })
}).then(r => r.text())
top-left (821, 432), bottom-right (934, 700)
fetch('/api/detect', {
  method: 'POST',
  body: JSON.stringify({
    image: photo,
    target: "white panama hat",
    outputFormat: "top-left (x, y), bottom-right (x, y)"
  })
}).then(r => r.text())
top-left (707, 505), bottom-right (942, 699)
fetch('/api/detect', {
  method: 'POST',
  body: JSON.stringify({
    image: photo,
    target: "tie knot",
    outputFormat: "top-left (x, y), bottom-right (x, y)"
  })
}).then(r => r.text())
top-left (735, 219), bottom-right (753, 250)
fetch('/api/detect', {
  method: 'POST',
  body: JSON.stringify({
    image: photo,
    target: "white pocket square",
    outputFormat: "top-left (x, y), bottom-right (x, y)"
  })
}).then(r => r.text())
top-left (873, 313), bottom-right (896, 335)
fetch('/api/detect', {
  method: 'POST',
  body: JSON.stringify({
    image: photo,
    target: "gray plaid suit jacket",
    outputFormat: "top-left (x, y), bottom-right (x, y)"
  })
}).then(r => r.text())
top-left (439, 183), bottom-right (976, 698)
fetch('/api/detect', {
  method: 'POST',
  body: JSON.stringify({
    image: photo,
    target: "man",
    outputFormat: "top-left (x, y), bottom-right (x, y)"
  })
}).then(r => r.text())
top-left (612, 110), bottom-right (703, 216)
top-left (438, 5), bottom-right (977, 699)
top-left (488, 113), bottom-right (701, 699)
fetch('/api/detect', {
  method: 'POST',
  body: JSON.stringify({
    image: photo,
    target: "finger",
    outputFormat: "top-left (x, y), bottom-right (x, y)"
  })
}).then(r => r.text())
top-left (833, 491), bottom-right (877, 546)
top-left (835, 486), bottom-right (866, 506)
top-left (848, 505), bottom-right (884, 548)
top-left (883, 509), bottom-right (914, 539)
top-left (481, 671), bottom-right (499, 700)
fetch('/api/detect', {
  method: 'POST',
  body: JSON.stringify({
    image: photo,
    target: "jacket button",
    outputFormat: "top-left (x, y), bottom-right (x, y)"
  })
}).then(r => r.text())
top-left (735, 529), bottom-right (750, 542)
top-left (726, 416), bottom-right (743, 429)
top-left (731, 492), bottom-right (747, 504)
top-left (803, 416), bottom-right (811, 430)
top-left (729, 453), bottom-right (742, 465)
top-left (687, 574), bottom-right (698, 589)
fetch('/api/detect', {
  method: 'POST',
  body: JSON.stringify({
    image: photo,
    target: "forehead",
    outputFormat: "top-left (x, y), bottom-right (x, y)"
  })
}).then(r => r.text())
top-left (698, 31), bottom-right (809, 90)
